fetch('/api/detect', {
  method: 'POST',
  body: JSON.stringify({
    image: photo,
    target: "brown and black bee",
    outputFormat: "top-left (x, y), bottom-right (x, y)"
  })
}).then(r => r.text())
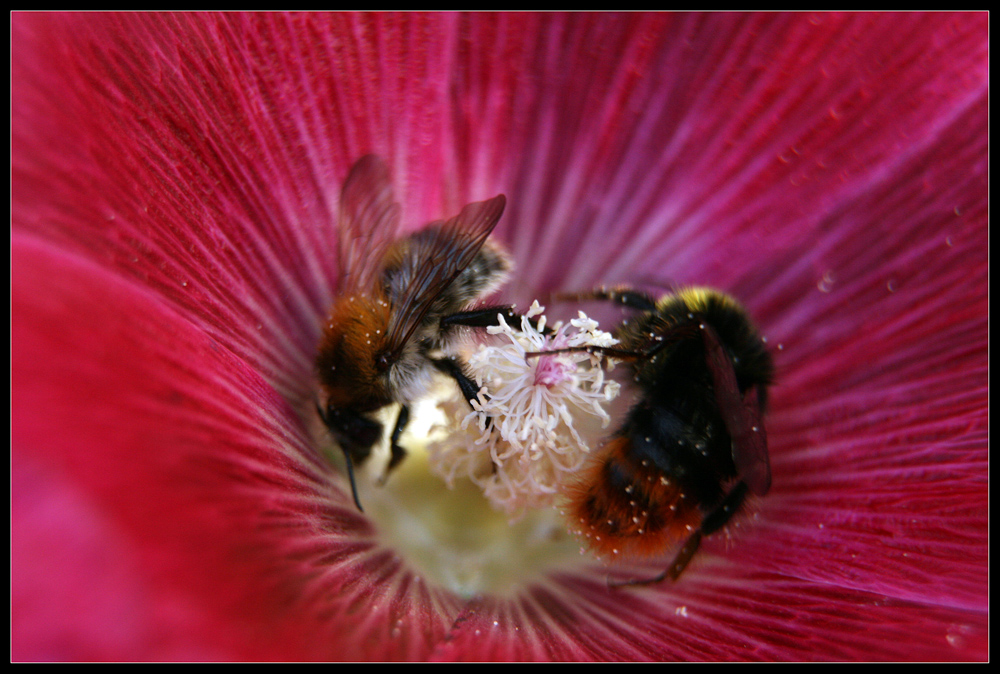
top-left (531, 286), bottom-right (773, 583)
top-left (317, 156), bottom-right (523, 510)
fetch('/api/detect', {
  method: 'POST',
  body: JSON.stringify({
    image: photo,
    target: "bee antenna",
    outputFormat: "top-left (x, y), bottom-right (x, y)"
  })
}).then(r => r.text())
top-left (315, 400), bottom-right (366, 513)
top-left (342, 452), bottom-right (365, 513)
top-left (525, 345), bottom-right (648, 362)
top-left (524, 346), bottom-right (595, 360)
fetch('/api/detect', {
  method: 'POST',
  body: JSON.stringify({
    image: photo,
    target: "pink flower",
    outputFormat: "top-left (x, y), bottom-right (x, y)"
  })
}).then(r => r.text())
top-left (12, 13), bottom-right (987, 661)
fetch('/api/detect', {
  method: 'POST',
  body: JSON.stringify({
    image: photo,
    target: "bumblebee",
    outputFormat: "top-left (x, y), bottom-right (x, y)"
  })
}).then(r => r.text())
top-left (535, 286), bottom-right (773, 583)
top-left (317, 156), bottom-right (521, 510)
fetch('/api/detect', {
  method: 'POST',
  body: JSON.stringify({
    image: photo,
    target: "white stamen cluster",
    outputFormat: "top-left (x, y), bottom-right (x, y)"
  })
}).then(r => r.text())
top-left (428, 301), bottom-right (620, 519)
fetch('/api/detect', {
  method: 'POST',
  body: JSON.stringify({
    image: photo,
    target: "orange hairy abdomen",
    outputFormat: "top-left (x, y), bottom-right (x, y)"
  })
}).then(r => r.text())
top-left (567, 436), bottom-right (703, 559)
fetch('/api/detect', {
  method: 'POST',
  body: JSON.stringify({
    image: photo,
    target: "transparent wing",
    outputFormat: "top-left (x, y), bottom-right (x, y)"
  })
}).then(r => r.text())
top-left (337, 155), bottom-right (402, 294)
top-left (701, 324), bottom-right (772, 495)
top-left (383, 194), bottom-right (507, 361)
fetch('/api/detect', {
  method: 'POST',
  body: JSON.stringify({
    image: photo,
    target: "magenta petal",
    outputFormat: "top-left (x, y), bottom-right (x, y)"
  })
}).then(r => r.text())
top-left (13, 450), bottom-right (179, 661)
top-left (12, 234), bottom-right (320, 659)
top-left (11, 235), bottom-right (467, 660)
top-left (12, 12), bottom-right (988, 662)
top-left (752, 94), bottom-right (988, 609)
top-left (432, 570), bottom-right (987, 661)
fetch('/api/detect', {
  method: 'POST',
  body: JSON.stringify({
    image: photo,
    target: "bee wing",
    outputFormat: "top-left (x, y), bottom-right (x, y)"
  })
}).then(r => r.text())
top-left (701, 324), bottom-right (772, 496)
top-left (383, 194), bottom-right (507, 359)
top-left (338, 155), bottom-right (402, 294)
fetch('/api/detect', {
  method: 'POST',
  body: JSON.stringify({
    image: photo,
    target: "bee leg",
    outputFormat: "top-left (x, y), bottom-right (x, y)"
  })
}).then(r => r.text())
top-left (525, 323), bottom-right (696, 364)
top-left (667, 481), bottom-right (750, 581)
top-left (556, 286), bottom-right (657, 312)
top-left (385, 405), bottom-right (410, 475)
top-left (431, 355), bottom-right (501, 431)
top-left (431, 356), bottom-right (482, 407)
top-left (610, 481), bottom-right (750, 587)
top-left (316, 402), bottom-right (381, 513)
top-left (431, 356), bottom-right (500, 473)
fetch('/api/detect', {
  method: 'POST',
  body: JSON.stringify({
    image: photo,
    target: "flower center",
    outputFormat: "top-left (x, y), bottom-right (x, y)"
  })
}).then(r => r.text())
top-left (533, 352), bottom-right (576, 388)
top-left (332, 302), bottom-right (623, 597)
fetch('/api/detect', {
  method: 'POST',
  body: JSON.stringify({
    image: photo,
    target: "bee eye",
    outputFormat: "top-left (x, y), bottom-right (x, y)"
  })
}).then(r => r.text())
top-left (375, 351), bottom-right (394, 372)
